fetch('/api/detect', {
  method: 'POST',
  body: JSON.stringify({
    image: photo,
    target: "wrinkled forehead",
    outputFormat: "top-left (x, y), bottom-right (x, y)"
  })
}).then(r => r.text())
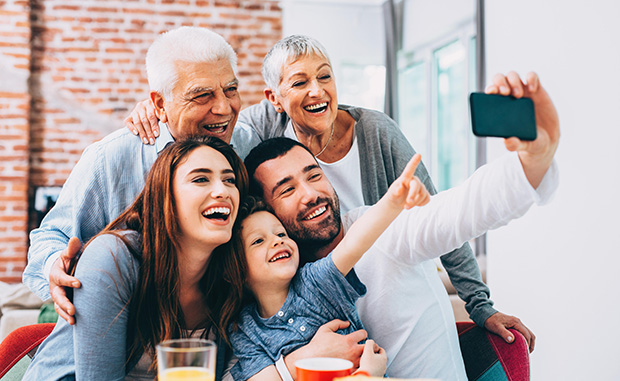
top-left (173, 59), bottom-right (237, 94)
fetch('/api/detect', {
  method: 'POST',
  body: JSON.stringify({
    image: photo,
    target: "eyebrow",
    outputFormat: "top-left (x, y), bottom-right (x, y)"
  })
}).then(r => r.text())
top-left (187, 168), bottom-right (235, 176)
top-left (287, 63), bottom-right (332, 79)
top-left (270, 164), bottom-right (320, 196)
top-left (185, 79), bottom-right (239, 97)
top-left (186, 87), bottom-right (214, 97)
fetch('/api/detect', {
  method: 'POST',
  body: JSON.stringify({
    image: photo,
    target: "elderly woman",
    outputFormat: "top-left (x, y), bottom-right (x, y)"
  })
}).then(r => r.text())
top-left (24, 136), bottom-right (248, 380)
top-left (126, 35), bottom-right (535, 376)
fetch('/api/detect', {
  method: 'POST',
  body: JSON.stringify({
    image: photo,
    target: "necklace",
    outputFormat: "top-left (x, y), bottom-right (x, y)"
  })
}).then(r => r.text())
top-left (314, 123), bottom-right (335, 157)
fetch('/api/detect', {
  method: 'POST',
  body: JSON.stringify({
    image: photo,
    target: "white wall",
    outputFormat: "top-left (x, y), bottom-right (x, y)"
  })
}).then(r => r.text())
top-left (484, 1), bottom-right (620, 380)
top-left (402, 0), bottom-right (475, 51)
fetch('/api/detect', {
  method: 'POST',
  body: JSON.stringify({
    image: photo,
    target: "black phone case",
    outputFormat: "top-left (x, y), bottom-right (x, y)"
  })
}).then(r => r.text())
top-left (469, 93), bottom-right (537, 141)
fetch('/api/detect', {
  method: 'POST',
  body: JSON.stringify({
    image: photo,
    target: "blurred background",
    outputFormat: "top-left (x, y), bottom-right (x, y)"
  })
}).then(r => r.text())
top-left (1, 0), bottom-right (618, 379)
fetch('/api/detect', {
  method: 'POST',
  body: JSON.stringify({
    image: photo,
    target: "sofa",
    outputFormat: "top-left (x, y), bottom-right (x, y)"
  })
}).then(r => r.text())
top-left (0, 282), bottom-right (50, 342)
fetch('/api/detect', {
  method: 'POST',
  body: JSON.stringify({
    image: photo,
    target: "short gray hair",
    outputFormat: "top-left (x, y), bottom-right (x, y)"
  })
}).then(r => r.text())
top-left (146, 27), bottom-right (237, 100)
top-left (262, 35), bottom-right (332, 94)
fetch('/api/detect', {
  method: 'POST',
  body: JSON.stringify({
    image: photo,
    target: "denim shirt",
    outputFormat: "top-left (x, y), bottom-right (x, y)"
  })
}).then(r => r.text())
top-left (23, 121), bottom-right (261, 300)
top-left (229, 255), bottom-right (366, 381)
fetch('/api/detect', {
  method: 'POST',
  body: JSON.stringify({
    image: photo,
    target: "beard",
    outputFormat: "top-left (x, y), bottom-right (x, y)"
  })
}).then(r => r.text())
top-left (278, 195), bottom-right (342, 263)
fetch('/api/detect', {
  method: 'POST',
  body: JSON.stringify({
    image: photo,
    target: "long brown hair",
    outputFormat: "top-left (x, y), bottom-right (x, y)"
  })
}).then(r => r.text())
top-left (88, 135), bottom-right (248, 365)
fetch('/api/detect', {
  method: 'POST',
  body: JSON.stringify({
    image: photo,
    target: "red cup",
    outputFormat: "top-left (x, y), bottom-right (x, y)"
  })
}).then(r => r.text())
top-left (295, 358), bottom-right (353, 381)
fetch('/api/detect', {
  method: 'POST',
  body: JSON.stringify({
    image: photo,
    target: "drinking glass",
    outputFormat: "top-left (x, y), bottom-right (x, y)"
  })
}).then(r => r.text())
top-left (157, 338), bottom-right (216, 381)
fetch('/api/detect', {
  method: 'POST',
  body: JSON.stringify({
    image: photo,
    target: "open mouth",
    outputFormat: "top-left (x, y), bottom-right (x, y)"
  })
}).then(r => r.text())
top-left (202, 121), bottom-right (228, 134)
top-left (202, 206), bottom-right (231, 222)
top-left (304, 102), bottom-right (328, 114)
top-left (269, 251), bottom-right (292, 263)
top-left (304, 205), bottom-right (327, 220)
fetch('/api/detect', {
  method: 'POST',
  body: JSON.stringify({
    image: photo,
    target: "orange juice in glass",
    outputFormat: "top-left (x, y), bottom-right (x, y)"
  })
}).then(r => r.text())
top-left (157, 338), bottom-right (216, 381)
top-left (159, 366), bottom-right (214, 381)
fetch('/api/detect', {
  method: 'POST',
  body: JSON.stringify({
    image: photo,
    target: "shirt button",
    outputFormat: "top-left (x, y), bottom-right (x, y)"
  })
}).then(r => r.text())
top-left (288, 318), bottom-right (294, 324)
top-left (300, 326), bottom-right (306, 332)
top-left (277, 311), bottom-right (284, 317)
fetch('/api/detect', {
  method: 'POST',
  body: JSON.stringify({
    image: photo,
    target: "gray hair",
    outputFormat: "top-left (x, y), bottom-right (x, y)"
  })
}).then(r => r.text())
top-left (146, 27), bottom-right (237, 100)
top-left (261, 35), bottom-right (332, 94)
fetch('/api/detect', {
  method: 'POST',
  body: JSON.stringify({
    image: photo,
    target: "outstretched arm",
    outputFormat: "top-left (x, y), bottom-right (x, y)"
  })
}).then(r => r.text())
top-left (331, 154), bottom-right (430, 275)
top-left (486, 71), bottom-right (560, 188)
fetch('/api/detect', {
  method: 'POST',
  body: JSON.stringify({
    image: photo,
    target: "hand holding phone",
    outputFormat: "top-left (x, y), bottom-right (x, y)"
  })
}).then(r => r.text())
top-left (469, 93), bottom-right (537, 141)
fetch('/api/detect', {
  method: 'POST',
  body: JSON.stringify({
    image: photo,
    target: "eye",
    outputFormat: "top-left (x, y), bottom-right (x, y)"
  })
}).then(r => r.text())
top-left (280, 186), bottom-right (294, 196)
top-left (251, 237), bottom-right (264, 246)
top-left (308, 172), bottom-right (322, 181)
top-left (225, 86), bottom-right (238, 96)
top-left (223, 176), bottom-right (236, 185)
top-left (319, 74), bottom-right (331, 81)
top-left (192, 176), bottom-right (209, 183)
top-left (192, 92), bottom-right (213, 103)
top-left (292, 81), bottom-right (306, 88)
top-left (276, 232), bottom-right (287, 238)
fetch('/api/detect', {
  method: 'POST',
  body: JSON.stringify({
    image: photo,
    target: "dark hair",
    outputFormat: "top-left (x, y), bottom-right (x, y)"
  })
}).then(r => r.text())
top-left (244, 137), bottom-right (315, 196)
top-left (85, 135), bottom-right (248, 368)
top-left (219, 195), bottom-right (275, 344)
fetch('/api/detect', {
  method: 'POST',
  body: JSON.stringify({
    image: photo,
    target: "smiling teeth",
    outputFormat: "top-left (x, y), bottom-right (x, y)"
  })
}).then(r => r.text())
top-left (305, 206), bottom-right (326, 220)
top-left (202, 207), bottom-right (231, 216)
top-left (304, 102), bottom-right (327, 111)
top-left (269, 253), bottom-right (291, 262)
top-left (204, 122), bottom-right (228, 129)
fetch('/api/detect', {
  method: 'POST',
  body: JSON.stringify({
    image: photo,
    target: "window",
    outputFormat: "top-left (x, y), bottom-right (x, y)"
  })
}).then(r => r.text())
top-left (338, 63), bottom-right (386, 112)
top-left (398, 25), bottom-right (477, 191)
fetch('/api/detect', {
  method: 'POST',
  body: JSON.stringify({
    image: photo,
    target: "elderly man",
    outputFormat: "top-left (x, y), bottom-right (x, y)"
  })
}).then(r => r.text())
top-left (22, 26), bottom-right (261, 324)
top-left (241, 72), bottom-right (560, 380)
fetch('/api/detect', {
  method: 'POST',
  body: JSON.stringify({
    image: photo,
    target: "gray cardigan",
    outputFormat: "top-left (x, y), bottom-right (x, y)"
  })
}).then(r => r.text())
top-left (238, 100), bottom-right (497, 326)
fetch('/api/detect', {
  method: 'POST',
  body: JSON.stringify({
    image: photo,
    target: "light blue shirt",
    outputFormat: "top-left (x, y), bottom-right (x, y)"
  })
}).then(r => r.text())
top-left (23, 121), bottom-right (261, 300)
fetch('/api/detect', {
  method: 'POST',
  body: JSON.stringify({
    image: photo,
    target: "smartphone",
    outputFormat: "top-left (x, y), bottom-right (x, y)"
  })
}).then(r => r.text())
top-left (469, 92), bottom-right (537, 141)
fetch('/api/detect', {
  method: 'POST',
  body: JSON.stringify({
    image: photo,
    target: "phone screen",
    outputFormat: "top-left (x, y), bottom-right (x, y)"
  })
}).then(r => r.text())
top-left (469, 93), bottom-right (537, 141)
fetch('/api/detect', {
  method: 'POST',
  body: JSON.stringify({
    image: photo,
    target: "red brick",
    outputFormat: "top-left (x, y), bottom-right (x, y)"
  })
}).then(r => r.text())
top-left (86, 7), bottom-right (118, 13)
top-left (0, 0), bottom-right (282, 273)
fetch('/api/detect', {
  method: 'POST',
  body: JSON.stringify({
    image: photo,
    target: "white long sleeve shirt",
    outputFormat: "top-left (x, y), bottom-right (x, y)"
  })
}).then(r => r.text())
top-left (346, 152), bottom-right (558, 380)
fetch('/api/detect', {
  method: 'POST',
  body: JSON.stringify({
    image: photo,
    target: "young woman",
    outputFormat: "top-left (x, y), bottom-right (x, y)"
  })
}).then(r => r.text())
top-left (24, 136), bottom-right (248, 380)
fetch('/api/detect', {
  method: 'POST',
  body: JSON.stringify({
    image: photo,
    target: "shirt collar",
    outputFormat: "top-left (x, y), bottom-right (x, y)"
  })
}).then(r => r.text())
top-left (155, 121), bottom-right (175, 154)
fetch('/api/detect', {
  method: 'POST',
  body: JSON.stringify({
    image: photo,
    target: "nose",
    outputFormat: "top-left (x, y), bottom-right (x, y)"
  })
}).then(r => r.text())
top-left (271, 235), bottom-right (284, 247)
top-left (211, 91), bottom-right (233, 115)
top-left (308, 79), bottom-right (324, 98)
top-left (298, 180), bottom-right (320, 205)
top-left (209, 179), bottom-right (228, 199)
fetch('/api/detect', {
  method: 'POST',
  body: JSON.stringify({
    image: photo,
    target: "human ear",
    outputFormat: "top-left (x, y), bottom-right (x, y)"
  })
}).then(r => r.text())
top-left (150, 91), bottom-right (168, 123)
top-left (264, 88), bottom-right (284, 113)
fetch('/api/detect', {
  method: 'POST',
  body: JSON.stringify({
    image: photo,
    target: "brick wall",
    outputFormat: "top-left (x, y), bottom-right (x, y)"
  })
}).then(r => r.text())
top-left (0, 0), bottom-right (31, 283)
top-left (0, 0), bottom-right (282, 283)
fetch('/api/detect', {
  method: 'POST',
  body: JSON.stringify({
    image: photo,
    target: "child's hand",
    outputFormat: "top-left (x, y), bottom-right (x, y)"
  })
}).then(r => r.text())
top-left (356, 339), bottom-right (387, 377)
top-left (388, 153), bottom-right (430, 210)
